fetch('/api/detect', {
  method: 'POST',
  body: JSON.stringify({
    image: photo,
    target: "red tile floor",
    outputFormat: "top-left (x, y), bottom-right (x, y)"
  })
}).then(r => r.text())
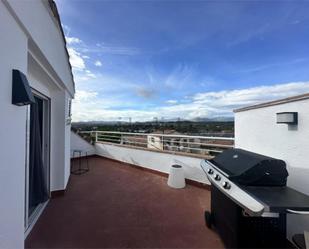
top-left (26, 156), bottom-right (224, 248)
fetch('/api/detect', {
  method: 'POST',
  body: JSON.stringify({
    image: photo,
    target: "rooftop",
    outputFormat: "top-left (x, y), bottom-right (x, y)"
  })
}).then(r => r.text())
top-left (25, 156), bottom-right (223, 248)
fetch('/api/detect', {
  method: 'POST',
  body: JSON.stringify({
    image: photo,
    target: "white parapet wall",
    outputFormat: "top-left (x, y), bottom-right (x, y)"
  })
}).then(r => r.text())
top-left (70, 131), bottom-right (96, 158)
top-left (234, 94), bottom-right (309, 240)
top-left (95, 142), bottom-right (210, 185)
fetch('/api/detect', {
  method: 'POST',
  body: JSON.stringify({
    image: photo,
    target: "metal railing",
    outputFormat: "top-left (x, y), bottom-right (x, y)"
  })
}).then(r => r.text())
top-left (78, 131), bottom-right (234, 157)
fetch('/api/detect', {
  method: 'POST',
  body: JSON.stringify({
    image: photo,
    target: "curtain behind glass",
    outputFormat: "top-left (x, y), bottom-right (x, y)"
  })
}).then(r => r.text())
top-left (29, 100), bottom-right (48, 214)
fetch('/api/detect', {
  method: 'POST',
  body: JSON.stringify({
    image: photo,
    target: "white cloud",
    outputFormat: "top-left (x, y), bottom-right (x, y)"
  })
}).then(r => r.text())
top-left (65, 36), bottom-right (82, 45)
top-left (85, 70), bottom-right (96, 79)
top-left (62, 24), bottom-right (70, 36)
top-left (165, 64), bottom-right (195, 89)
top-left (67, 47), bottom-right (85, 71)
top-left (94, 60), bottom-right (102, 67)
top-left (193, 82), bottom-right (309, 107)
top-left (72, 81), bottom-right (309, 122)
top-left (65, 33), bottom-right (98, 81)
top-left (72, 89), bottom-right (155, 122)
top-left (75, 90), bottom-right (98, 101)
top-left (61, 28), bottom-right (309, 122)
top-left (165, 81), bottom-right (309, 119)
top-left (166, 100), bottom-right (178, 104)
top-left (227, 23), bottom-right (270, 47)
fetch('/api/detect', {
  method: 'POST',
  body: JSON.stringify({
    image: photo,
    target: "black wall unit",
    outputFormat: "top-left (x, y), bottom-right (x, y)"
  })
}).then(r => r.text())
top-left (12, 69), bottom-right (35, 106)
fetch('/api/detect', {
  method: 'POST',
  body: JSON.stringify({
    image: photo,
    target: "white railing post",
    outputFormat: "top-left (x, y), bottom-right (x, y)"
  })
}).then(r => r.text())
top-left (95, 131), bottom-right (98, 143)
top-left (161, 136), bottom-right (164, 151)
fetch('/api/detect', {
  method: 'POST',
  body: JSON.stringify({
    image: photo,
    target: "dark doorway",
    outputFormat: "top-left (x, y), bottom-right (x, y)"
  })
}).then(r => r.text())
top-left (26, 93), bottom-right (50, 228)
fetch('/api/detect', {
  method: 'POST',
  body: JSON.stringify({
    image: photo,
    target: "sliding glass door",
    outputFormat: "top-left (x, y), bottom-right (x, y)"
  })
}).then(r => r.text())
top-left (25, 91), bottom-right (50, 231)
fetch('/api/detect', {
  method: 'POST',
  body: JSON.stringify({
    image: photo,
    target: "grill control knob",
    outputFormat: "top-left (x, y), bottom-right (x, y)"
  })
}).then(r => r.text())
top-left (207, 168), bottom-right (214, 175)
top-left (222, 181), bottom-right (231, 189)
top-left (214, 174), bottom-right (221, 181)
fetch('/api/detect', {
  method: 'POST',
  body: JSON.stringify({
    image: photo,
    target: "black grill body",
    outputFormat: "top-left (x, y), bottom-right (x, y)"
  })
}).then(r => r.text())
top-left (210, 148), bottom-right (289, 186)
top-left (202, 148), bottom-right (309, 248)
top-left (211, 185), bottom-right (286, 248)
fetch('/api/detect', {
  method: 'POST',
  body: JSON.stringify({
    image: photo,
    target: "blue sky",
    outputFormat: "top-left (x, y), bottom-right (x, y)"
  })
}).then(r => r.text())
top-left (56, 0), bottom-right (309, 122)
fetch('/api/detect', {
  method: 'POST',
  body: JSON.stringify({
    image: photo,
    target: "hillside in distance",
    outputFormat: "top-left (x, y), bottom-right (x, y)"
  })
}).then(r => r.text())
top-left (72, 119), bottom-right (234, 137)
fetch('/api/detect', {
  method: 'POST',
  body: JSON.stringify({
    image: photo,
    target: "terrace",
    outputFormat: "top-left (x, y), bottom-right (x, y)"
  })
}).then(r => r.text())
top-left (78, 131), bottom-right (234, 184)
top-left (26, 156), bottom-right (224, 248)
top-left (26, 132), bottom-right (233, 248)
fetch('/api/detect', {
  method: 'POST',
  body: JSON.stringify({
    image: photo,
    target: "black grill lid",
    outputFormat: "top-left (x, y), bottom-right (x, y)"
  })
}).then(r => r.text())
top-left (210, 149), bottom-right (274, 176)
top-left (209, 148), bottom-right (289, 186)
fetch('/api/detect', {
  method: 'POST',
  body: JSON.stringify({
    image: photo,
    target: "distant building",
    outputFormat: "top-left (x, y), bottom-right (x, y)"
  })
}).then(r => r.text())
top-left (147, 135), bottom-right (163, 150)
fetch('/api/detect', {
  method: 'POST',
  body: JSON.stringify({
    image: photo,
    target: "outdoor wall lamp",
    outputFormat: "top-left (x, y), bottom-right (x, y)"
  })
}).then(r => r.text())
top-left (12, 69), bottom-right (35, 106)
top-left (276, 112), bottom-right (298, 125)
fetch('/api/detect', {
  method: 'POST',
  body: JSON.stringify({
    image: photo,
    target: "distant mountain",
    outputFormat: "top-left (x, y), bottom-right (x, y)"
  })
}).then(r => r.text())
top-left (192, 116), bottom-right (234, 122)
top-left (211, 116), bottom-right (234, 122)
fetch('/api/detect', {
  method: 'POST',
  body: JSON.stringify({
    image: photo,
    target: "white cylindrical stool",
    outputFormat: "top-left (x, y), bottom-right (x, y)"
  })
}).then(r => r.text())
top-left (167, 164), bottom-right (186, 189)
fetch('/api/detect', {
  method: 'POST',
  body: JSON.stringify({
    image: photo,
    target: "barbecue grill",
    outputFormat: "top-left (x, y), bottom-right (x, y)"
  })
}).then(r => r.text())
top-left (201, 148), bottom-right (309, 248)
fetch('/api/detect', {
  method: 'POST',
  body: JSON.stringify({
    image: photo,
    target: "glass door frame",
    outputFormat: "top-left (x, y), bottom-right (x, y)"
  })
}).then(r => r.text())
top-left (24, 89), bottom-right (51, 235)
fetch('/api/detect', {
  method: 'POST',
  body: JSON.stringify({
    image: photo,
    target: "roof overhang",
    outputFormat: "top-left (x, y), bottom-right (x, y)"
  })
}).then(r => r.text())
top-left (234, 93), bottom-right (309, 113)
top-left (47, 0), bottom-right (75, 96)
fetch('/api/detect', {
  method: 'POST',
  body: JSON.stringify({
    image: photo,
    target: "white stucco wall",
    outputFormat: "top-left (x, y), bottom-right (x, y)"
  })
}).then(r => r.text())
top-left (28, 54), bottom-right (72, 192)
top-left (235, 98), bottom-right (309, 240)
top-left (64, 92), bottom-right (72, 188)
top-left (50, 90), bottom-right (67, 191)
top-left (95, 143), bottom-right (210, 185)
top-left (70, 132), bottom-right (96, 158)
top-left (0, 1), bottom-right (74, 248)
top-left (0, 2), bottom-right (28, 248)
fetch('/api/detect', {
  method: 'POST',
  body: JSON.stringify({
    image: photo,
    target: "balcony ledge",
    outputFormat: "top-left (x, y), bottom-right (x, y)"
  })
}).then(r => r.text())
top-left (96, 141), bottom-right (214, 160)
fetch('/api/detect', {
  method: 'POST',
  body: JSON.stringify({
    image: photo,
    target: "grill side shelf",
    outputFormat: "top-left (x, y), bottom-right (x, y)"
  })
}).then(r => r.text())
top-left (243, 186), bottom-right (309, 213)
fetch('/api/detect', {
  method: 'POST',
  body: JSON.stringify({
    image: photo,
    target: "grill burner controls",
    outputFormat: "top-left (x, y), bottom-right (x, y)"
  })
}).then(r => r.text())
top-left (207, 168), bottom-right (214, 174)
top-left (222, 181), bottom-right (231, 189)
top-left (214, 174), bottom-right (221, 181)
top-left (201, 160), bottom-right (264, 216)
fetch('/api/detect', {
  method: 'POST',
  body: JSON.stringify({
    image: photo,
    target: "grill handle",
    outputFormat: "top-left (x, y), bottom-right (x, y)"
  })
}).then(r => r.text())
top-left (286, 209), bottom-right (309, 215)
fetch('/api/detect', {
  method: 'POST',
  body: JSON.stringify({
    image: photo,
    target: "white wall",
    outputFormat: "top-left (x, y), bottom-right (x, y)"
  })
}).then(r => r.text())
top-left (0, 1), bottom-right (74, 247)
top-left (0, 2), bottom-right (28, 248)
top-left (64, 92), bottom-right (72, 188)
top-left (70, 132), bottom-right (96, 158)
top-left (50, 90), bottom-right (67, 191)
top-left (28, 53), bottom-right (72, 192)
top-left (95, 143), bottom-right (210, 185)
top-left (235, 98), bottom-right (309, 240)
